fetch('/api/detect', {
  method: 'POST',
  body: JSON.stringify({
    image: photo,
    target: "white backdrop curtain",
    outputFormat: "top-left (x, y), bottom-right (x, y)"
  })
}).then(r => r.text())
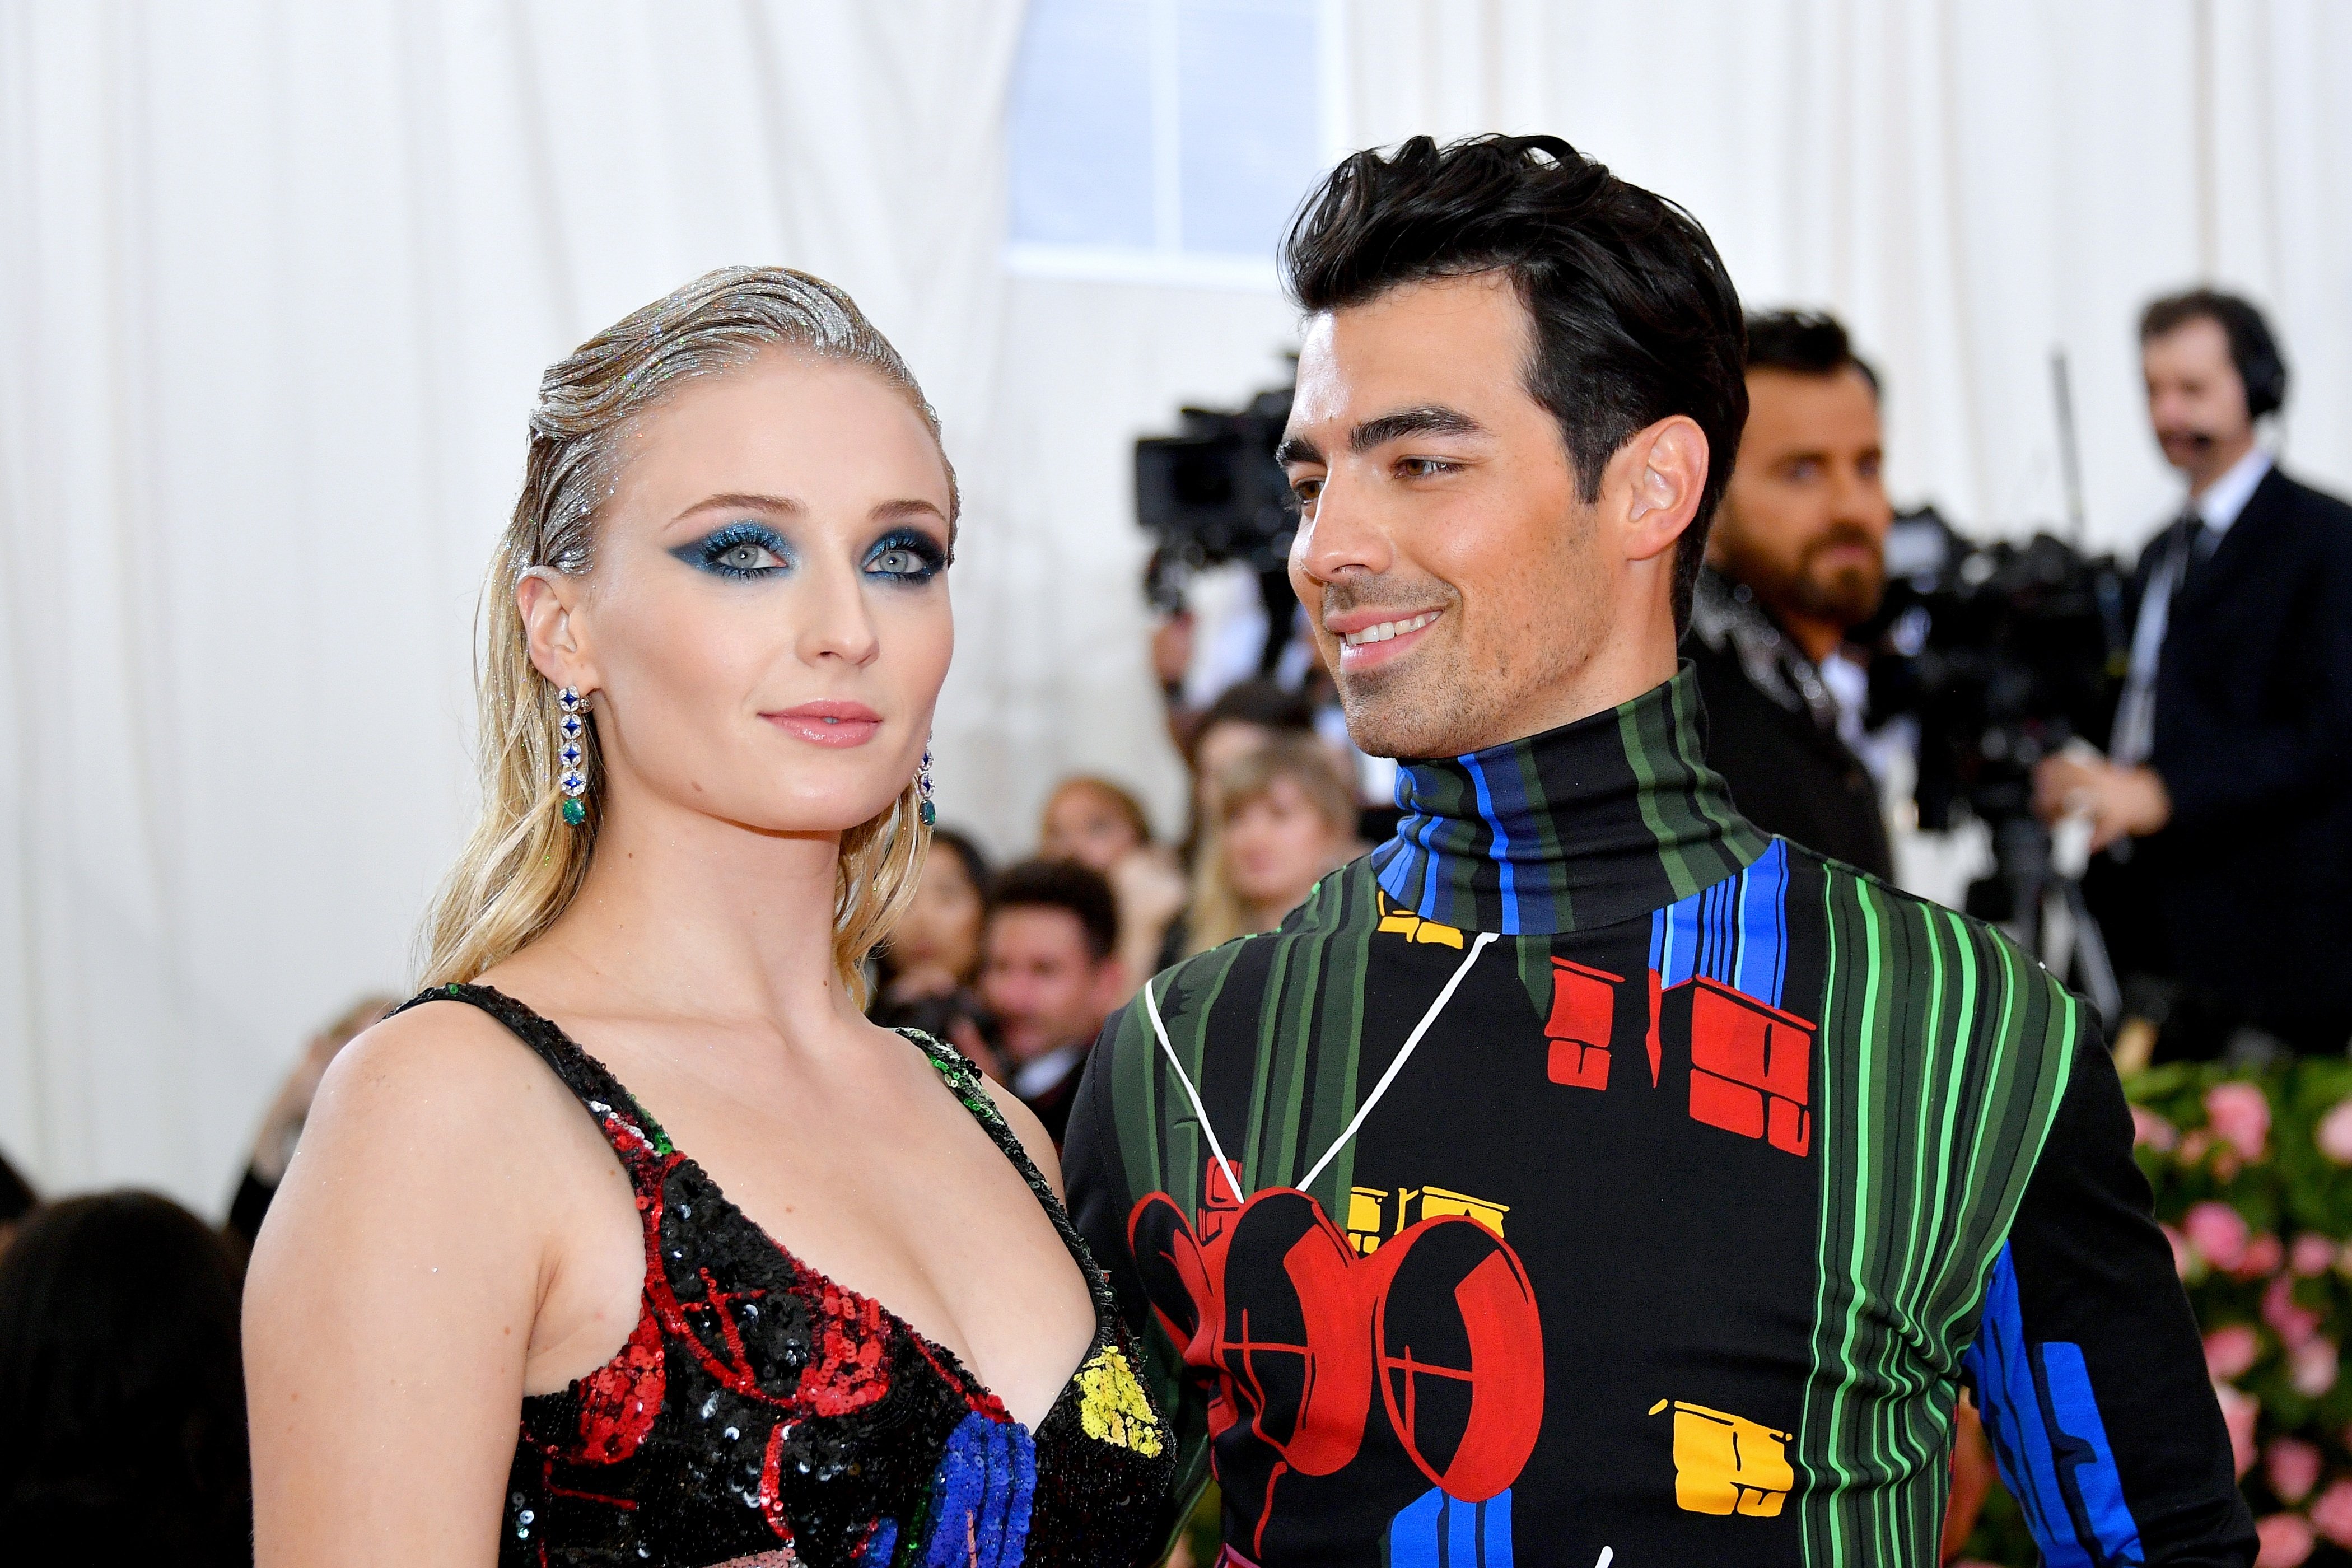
top-left (2, 0), bottom-right (2346, 1212)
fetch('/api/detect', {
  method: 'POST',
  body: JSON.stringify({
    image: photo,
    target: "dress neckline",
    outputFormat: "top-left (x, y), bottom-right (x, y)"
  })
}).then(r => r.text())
top-left (423, 982), bottom-right (1112, 1435)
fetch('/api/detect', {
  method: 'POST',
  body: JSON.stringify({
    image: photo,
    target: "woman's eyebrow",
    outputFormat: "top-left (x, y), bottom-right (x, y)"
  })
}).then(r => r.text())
top-left (671, 492), bottom-right (804, 523)
top-left (871, 497), bottom-right (949, 525)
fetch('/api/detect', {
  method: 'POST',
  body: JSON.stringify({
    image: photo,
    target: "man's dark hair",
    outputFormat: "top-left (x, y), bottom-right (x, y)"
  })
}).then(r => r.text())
top-left (1281, 133), bottom-right (1748, 634)
top-left (1745, 310), bottom-right (1880, 398)
top-left (988, 858), bottom-right (1118, 963)
top-left (2140, 287), bottom-right (2289, 419)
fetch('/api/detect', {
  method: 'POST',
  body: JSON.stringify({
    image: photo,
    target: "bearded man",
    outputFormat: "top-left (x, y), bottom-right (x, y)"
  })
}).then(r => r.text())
top-left (1063, 135), bottom-right (2250, 1567)
top-left (1690, 310), bottom-right (1895, 879)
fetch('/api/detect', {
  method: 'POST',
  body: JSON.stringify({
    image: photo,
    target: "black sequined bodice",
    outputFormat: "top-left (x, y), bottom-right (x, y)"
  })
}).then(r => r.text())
top-left (395, 984), bottom-right (1173, 1568)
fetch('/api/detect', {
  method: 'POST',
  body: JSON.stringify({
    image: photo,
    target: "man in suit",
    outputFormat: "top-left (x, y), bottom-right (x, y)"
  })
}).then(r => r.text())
top-left (1687, 311), bottom-right (1895, 879)
top-left (2036, 290), bottom-right (2352, 1054)
top-left (975, 857), bottom-right (1127, 1146)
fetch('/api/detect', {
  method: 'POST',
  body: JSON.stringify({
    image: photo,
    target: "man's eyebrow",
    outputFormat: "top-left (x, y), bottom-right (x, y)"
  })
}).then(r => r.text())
top-left (1275, 435), bottom-right (1322, 468)
top-left (1350, 405), bottom-right (1486, 454)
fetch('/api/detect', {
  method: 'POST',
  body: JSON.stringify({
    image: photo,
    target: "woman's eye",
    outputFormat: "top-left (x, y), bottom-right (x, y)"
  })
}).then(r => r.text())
top-left (865, 535), bottom-right (945, 580)
top-left (870, 547), bottom-right (921, 575)
top-left (719, 542), bottom-right (778, 571)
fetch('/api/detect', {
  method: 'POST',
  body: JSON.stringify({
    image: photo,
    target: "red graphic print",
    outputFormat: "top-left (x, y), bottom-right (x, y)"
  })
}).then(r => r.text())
top-left (1129, 1172), bottom-right (1544, 1543)
top-left (1544, 956), bottom-right (1623, 1091)
top-left (1668, 976), bottom-right (1814, 1158)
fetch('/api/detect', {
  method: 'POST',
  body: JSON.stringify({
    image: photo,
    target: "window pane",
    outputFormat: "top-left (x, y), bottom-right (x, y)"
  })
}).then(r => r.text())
top-left (1009, 0), bottom-right (1156, 249)
top-left (1175, 0), bottom-right (1320, 259)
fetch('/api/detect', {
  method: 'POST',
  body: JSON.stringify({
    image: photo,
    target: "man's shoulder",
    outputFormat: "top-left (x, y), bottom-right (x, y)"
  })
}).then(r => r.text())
top-left (1774, 837), bottom-right (2085, 1047)
top-left (2257, 465), bottom-right (2352, 536)
top-left (1098, 857), bottom-right (1384, 1077)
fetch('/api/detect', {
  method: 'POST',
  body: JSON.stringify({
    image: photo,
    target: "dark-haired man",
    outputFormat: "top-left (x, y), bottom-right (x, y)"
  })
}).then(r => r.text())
top-left (976, 857), bottom-right (1126, 1147)
top-left (1691, 311), bottom-right (1895, 879)
top-left (1065, 136), bottom-right (2249, 1566)
top-left (2037, 290), bottom-right (2352, 1057)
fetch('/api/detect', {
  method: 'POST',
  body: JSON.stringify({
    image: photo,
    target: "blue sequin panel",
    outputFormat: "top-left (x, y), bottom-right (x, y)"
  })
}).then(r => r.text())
top-left (922, 1411), bottom-right (1037, 1568)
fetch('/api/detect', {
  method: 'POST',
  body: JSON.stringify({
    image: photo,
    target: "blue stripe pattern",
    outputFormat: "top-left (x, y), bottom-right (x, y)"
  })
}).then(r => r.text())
top-left (1385, 1485), bottom-right (1516, 1568)
top-left (1648, 838), bottom-right (1791, 1007)
top-left (1963, 1245), bottom-right (2144, 1567)
top-left (1463, 752), bottom-right (1518, 935)
top-left (921, 1411), bottom-right (1037, 1567)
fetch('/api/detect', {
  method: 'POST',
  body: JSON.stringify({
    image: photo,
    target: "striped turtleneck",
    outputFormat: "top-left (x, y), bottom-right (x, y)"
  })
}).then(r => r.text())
top-left (1369, 664), bottom-right (1767, 935)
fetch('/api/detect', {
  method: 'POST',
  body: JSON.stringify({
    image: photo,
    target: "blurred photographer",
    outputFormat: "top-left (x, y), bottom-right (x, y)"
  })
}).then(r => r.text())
top-left (1689, 310), bottom-right (1895, 879)
top-left (2036, 291), bottom-right (2352, 1055)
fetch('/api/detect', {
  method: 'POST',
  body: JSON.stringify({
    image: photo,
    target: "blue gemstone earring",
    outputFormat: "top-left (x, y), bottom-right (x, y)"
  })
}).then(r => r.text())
top-left (557, 687), bottom-right (588, 827)
top-left (917, 745), bottom-right (936, 828)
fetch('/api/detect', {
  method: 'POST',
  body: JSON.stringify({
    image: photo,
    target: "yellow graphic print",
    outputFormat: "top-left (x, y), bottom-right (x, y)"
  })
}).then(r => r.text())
top-left (1648, 1399), bottom-right (1794, 1517)
top-left (1346, 1184), bottom-right (1509, 1256)
top-left (1076, 1346), bottom-right (1164, 1457)
top-left (1375, 892), bottom-right (1466, 949)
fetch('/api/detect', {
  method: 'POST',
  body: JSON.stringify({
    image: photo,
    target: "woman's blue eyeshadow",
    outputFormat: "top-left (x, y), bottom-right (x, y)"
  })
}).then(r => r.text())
top-left (671, 521), bottom-right (793, 579)
top-left (862, 527), bottom-right (949, 584)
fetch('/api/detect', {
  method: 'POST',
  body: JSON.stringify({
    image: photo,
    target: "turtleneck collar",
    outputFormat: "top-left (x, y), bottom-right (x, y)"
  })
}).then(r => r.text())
top-left (1369, 664), bottom-right (1767, 936)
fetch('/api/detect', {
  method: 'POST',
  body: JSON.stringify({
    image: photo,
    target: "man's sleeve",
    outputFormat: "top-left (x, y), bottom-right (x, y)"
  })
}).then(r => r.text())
top-left (1063, 1015), bottom-right (1216, 1547)
top-left (1962, 1035), bottom-right (2256, 1566)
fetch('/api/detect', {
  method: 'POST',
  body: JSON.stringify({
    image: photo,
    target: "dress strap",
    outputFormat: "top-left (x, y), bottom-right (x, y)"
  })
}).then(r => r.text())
top-left (391, 982), bottom-right (678, 1166)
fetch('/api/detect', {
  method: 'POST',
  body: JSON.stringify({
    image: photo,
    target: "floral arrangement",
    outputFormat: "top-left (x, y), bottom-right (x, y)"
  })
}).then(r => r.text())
top-left (1970, 1058), bottom-right (2352, 1567)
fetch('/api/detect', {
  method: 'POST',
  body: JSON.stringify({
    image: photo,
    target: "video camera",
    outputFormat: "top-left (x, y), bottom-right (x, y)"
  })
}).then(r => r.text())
top-left (1133, 385), bottom-right (1300, 668)
top-left (1863, 510), bottom-right (2131, 1000)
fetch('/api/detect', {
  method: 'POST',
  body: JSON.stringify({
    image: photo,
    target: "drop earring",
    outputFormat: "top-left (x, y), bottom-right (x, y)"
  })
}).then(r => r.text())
top-left (917, 744), bottom-right (936, 828)
top-left (557, 687), bottom-right (589, 826)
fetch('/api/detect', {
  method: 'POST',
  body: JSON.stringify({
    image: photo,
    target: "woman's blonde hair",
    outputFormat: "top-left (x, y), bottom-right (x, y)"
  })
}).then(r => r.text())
top-left (418, 267), bottom-right (955, 997)
top-left (1185, 736), bottom-right (1358, 955)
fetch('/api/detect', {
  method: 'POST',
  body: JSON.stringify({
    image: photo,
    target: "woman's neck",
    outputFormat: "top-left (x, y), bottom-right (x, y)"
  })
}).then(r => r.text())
top-left (519, 782), bottom-right (864, 1040)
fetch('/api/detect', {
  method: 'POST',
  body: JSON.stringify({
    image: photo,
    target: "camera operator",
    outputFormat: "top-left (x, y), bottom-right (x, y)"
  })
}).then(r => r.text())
top-left (2036, 291), bottom-right (2352, 1056)
top-left (1688, 310), bottom-right (1896, 880)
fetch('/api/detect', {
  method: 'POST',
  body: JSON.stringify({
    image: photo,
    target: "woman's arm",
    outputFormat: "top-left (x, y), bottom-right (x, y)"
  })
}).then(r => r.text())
top-left (244, 1005), bottom-right (577, 1566)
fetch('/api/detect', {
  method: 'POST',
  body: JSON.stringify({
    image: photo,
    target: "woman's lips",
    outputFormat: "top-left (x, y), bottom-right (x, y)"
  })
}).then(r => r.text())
top-left (762, 701), bottom-right (883, 748)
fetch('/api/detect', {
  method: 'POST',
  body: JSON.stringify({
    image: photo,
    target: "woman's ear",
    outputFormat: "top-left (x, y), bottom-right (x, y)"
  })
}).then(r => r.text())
top-left (517, 568), bottom-right (597, 694)
top-left (1613, 414), bottom-right (1710, 564)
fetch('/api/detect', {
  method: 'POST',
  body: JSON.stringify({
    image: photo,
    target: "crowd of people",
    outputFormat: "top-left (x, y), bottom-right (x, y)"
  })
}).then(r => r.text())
top-left (0, 123), bottom-right (2341, 1568)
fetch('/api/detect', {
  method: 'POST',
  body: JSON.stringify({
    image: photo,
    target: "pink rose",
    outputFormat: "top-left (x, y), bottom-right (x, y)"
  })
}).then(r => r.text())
top-left (2208, 1323), bottom-right (2262, 1380)
top-left (2266, 1276), bottom-right (2324, 1348)
top-left (2292, 1338), bottom-right (2340, 1398)
top-left (2312, 1479), bottom-right (2352, 1546)
top-left (2133, 1104), bottom-right (2180, 1151)
top-left (2238, 1233), bottom-right (2288, 1280)
top-left (2269, 1438), bottom-right (2326, 1504)
top-left (2218, 1382), bottom-right (2262, 1478)
top-left (2293, 1234), bottom-right (2340, 1277)
top-left (2162, 1223), bottom-right (2193, 1278)
top-left (2207, 1081), bottom-right (2272, 1161)
top-left (2186, 1201), bottom-right (2252, 1271)
top-left (2320, 1098), bottom-right (2352, 1165)
top-left (2181, 1128), bottom-right (2215, 1164)
top-left (2258, 1512), bottom-right (2318, 1567)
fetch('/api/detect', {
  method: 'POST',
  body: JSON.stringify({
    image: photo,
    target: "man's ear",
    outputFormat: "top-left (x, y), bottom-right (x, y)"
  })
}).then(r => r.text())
top-left (1609, 414), bottom-right (1710, 565)
top-left (517, 567), bottom-right (598, 694)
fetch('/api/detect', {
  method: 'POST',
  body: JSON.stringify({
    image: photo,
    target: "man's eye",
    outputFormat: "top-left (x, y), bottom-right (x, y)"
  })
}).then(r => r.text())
top-left (1398, 458), bottom-right (1455, 478)
top-left (1291, 478), bottom-right (1324, 506)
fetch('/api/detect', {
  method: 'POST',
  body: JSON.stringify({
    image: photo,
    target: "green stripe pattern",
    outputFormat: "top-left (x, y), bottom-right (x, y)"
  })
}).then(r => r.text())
top-left (1796, 869), bottom-right (2081, 1566)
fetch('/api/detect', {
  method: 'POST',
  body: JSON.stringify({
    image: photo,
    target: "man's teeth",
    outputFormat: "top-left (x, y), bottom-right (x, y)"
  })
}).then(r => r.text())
top-left (1342, 611), bottom-right (1439, 648)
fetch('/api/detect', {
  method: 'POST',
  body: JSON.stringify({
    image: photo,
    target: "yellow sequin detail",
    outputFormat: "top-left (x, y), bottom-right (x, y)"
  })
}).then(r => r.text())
top-left (1076, 1346), bottom-right (1164, 1457)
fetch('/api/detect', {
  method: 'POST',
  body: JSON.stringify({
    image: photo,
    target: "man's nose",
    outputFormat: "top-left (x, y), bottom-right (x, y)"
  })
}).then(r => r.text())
top-left (1292, 469), bottom-right (1397, 586)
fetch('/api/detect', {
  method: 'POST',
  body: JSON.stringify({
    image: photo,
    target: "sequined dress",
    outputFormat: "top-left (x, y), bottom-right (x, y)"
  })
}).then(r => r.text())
top-left (394, 984), bottom-right (1174, 1568)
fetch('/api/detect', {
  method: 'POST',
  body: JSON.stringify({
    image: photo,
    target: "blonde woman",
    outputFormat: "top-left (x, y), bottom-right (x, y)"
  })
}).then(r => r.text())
top-left (245, 270), bottom-right (1170, 1567)
top-left (1185, 738), bottom-right (1361, 955)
